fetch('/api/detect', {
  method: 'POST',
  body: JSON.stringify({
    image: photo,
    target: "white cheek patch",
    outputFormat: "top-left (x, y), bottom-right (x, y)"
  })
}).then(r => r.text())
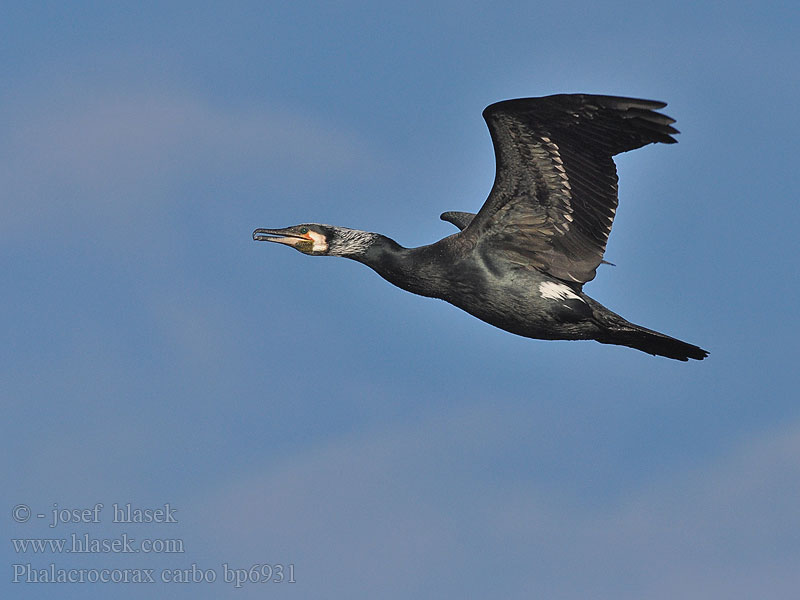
top-left (307, 231), bottom-right (328, 253)
top-left (538, 281), bottom-right (583, 302)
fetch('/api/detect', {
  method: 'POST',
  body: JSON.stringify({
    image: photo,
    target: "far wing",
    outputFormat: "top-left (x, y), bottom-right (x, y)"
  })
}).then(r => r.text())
top-left (440, 211), bottom-right (476, 231)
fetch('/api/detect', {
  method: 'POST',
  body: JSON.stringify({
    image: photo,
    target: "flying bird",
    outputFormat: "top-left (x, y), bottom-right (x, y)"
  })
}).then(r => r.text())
top-left (254, 94), bottom-right (708, 361)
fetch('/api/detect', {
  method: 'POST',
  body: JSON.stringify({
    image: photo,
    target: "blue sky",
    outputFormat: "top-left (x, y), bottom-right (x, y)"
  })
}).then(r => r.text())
top-left (2, 1), bottom-right (799, 598)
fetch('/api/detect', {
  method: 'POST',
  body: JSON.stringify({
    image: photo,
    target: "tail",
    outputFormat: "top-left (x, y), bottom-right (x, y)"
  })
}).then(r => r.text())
top-left (597, 324), bottom-right (708, 361)
top-left (586, 298), bottom-right (708, 361)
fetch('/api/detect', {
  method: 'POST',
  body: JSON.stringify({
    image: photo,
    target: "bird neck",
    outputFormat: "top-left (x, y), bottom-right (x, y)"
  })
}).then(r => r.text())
top-left (346, 233), bottom-right (439, 297)
top-left (345, 232), bottom-right (405, 269)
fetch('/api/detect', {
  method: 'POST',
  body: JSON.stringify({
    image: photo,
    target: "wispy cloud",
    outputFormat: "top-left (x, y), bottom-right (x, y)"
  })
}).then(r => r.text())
top-left (0, 83), bottom-right (369, 235)
top-left (195, 409), bottom-right (800, 599)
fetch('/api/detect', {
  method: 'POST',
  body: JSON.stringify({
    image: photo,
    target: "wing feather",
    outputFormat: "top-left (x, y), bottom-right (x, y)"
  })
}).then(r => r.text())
top-left (458, 94), bottom-right (678, 283)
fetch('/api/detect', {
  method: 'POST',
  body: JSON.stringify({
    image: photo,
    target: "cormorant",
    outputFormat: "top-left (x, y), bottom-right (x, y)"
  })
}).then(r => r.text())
top-left (254, 94), bottom-right (708, 361)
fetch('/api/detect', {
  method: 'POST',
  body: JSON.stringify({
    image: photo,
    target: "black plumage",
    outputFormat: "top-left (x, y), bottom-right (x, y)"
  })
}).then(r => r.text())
top-left (254, 93), bottom-right (708, 361)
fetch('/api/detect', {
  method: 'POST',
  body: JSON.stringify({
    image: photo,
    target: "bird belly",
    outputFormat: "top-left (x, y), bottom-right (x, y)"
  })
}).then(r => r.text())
top-left (442, 275), bottom-right (598, 341)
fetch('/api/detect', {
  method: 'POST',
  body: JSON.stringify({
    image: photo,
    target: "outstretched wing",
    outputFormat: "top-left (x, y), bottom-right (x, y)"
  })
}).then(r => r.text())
top-left (459, 94), bottom-right (678, 283)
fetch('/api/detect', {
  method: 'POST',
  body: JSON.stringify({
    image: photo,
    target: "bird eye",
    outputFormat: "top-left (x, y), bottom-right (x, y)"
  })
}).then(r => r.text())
top-left (299, 227), bottom-right (309, 234)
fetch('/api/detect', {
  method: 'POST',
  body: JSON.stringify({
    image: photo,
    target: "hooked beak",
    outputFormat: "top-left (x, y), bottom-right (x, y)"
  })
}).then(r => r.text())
top-left (253, 227), bottom-right (307, 248)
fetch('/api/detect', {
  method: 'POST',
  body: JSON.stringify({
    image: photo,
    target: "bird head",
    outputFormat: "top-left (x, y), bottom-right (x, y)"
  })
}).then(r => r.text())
top-left (253, 224), bottom-right (378, 257)
top-left (253, 224), bottom-right (330, 255)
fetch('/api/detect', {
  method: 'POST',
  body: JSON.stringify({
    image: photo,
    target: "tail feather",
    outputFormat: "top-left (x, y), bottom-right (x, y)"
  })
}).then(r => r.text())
top-left (597, 324), bottom-right (708, 361)
top-left (582, 295), bottom-right (708, 361)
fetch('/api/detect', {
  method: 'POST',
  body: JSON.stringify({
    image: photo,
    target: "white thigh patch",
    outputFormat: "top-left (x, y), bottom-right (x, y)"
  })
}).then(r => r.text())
top-left (538, 281), bottom-right (583, 302)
